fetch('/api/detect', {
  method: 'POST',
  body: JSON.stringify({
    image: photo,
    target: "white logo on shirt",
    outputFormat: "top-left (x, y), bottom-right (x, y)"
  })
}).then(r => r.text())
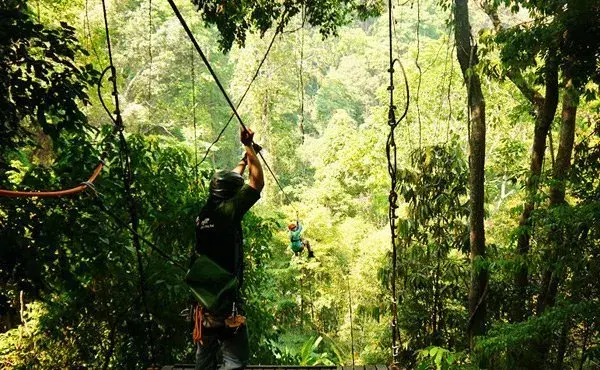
top-left (199, 217), bottom-right (215, 230)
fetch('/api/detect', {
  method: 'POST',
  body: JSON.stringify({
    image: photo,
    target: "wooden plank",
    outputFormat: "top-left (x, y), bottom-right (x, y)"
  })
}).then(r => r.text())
top-left (163, 365), bottom-right (387, 369)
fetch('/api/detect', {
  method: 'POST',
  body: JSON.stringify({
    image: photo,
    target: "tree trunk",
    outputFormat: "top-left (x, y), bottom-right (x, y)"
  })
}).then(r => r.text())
top-left (533, 77), bottom-right (578, 368)
top-left (454, 0), bottom-right (488, 348)
top-left (555, 322), bottom-right (569, 370)
top-left (513, 58), bottom-right (559, 321)
top-left (549, 78), bottom-right (577, 207)
top-left (538, 81), bottom-right (577, 313)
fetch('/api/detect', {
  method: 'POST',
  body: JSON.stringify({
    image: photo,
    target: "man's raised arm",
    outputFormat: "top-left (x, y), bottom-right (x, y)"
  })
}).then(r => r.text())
top-left (240, 128), bottom-right (264, 192)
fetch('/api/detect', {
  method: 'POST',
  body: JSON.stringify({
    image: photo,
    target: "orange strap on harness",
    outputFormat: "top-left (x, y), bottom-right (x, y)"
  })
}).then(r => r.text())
top-left (0, 161), bottom-right (104, 198)
top-left (193, 305), bottom-right (247, 346)
top-left (193, 305), bottom-right (204, 344)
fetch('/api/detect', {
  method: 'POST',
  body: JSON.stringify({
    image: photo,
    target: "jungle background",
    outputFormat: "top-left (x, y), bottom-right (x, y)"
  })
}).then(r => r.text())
top-left (1, 0), bottom-right (599, 368)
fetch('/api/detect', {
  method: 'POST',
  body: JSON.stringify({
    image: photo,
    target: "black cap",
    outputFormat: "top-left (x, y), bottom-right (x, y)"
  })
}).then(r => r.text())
top-left (209, 170), bottom-right (244, 199)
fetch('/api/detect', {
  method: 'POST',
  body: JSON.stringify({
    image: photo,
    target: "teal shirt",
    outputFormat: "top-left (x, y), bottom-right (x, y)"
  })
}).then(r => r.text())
top-left (289, 225), bottom-right (303, 252)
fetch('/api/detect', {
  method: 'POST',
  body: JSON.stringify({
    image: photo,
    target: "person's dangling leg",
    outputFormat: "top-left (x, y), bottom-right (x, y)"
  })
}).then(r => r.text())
top-left (219, 326), bottom-right (249, 369)
top-left (195, 333), bottom-right (220, 370)
top-left (304, 240), bottom-right (314, 258)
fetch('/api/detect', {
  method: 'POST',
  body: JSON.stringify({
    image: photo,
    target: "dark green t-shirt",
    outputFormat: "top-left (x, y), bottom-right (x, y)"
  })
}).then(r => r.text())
top-left (195, 184), bottom-right (261, 288)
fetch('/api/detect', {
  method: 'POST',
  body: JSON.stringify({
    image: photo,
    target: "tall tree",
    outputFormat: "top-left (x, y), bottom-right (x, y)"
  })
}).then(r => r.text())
top-left (453, 0), bottom-right (488, 348)
top-left (480, 1), bottom-right (560, 321)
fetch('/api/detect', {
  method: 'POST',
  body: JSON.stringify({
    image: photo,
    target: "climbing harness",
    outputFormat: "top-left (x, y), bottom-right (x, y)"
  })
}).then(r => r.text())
top-left (386, 0), bottom-right (410, 366)
top-left (192, 302), bottom-right (247, 345)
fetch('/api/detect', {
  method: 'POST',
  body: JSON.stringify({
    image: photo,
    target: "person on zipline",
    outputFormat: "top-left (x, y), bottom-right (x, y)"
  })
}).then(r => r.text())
top-left (288, 221), bottom-right (314, 258)
top-left (192, 127), bottom-right (264, 370)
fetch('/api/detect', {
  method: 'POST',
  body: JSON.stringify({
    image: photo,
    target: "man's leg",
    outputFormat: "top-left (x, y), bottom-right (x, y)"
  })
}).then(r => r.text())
top-left (219, 326), bottom-right (249, 370)
top-left (196, 334), bottom-right (219, 370)
top-left (304, 240), bottom-right (314, 258)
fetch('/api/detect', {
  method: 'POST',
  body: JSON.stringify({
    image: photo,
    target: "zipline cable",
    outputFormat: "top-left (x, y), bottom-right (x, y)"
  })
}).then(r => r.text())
top-left (99, 0), bottom-right (156, 365)
top-left (446, 42), bottom-right (455, 142)
top-left (298, 3), bottom-right (306, 143)
top-left (166, 0), bottom-right (248, 131)
top-left (148, 0), bottom-right (153, 104)
top-left (386, 0), bottom-right (410, 367)
top-left (191, 46), bottom-right (202, 215)
top-left (195, 13), bottom-right (286, 168)
top-left (415, 0), bottom-right (422, 149)
top-left (165, 1), bottom-right (298, 211)
top-left (347, 276), bottom-right (355, 367)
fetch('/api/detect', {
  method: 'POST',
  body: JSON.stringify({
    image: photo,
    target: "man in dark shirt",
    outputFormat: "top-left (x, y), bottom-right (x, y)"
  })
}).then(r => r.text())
top-left (194, 127), bottom-right (264, 369)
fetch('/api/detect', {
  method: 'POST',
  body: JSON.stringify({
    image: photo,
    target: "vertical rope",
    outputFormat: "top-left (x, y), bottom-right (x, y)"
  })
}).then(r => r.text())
top-left (100, 0), bottom-right (156, 365)
top-left (446, 43), bottom-right (456, 142)
top-left (347, 276), bottom-right (355, 367)
top-left (391, 3), bottom-right (414, 151)
top-left (466, 40), bottom-right (476, 148)
top-left (435, 28), bottom-right (453, 142)
top-left (148, 0), bottom-right (153, 102)
top-left (388, 0), bottom-right (400, 365)
top-left (415, 0), bottom-right (423, 149)
top-left (84, 0), bottom-right (101, 64)
top-left (387, 0), bottom-right (409, 366)
top-left (298, 4), bottom-right (306, 143)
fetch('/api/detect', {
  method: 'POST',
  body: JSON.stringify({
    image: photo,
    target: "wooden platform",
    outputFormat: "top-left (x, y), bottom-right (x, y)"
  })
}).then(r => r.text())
top-left (161, 365), bottom-right (390, 369)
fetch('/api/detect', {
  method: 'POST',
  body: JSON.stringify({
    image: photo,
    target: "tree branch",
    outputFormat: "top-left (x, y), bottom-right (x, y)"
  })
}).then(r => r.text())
top-left (480, 1), bottom-right (544, 106)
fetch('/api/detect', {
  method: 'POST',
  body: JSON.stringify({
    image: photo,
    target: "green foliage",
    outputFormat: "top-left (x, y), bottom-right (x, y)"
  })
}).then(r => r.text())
top-left (189, 0), bottom-right (383, 51)
top-left (0, 0), bottom-right (98, 169)
top-left (415, 346), bottom-right (474, 370)
top-left (393, 141), bottom-right (470, 363)
top-left (308, 336), bottom-right (344, 365)
top-left (0, 302), bottom-right (75, 368)
top-left (2, 0), bottom-right (600, 368)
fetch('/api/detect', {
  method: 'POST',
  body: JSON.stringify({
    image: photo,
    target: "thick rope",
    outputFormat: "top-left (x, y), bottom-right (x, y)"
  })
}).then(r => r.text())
top-left (100, 0), bottom-right (156, 365)
top-left (0, 162), bottom-right (104, 197)
top-left (387, 0), bottom-right (410, 366)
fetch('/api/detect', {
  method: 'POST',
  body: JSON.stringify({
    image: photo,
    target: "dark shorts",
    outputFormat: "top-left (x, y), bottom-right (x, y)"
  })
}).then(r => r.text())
top-left (195, 325), bottom-right (248, 370)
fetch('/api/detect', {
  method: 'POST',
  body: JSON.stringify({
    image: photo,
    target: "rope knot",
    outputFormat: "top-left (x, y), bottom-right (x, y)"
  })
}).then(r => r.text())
top-left (389, 190), bottom-right (398, 205)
